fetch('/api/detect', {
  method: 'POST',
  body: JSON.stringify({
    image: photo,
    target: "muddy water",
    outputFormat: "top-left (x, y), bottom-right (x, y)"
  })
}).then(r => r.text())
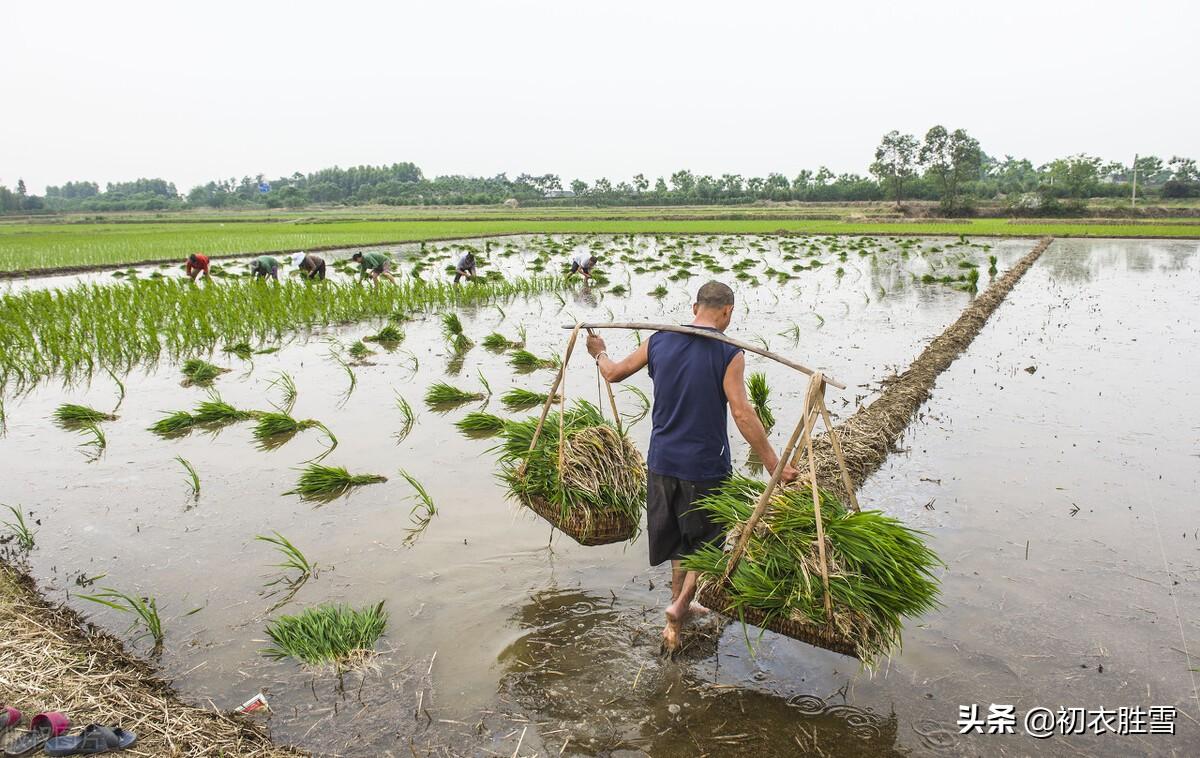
top-left (7, 234), bottom-right (1182, 756)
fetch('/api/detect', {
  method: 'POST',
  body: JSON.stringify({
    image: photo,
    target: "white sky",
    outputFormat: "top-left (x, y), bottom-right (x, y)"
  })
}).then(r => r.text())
top-left (3, 0), bottom-right (1196, 194)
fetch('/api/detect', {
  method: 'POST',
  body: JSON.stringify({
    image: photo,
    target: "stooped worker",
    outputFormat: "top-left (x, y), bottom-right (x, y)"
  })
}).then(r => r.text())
top-left (586, 281), bottom-right (800, 652)
top-left (352, 251), bottom-right (396, 285)
top-left (185, 253), bottom-right (210, 281)
top-left (568, 250), bottom-right (598, 282)
top-left (454, 251), bottom-right (477, 284)
top-left (250, 255), bottom-right (281, 281)
top-left (291, 251), bottom-right (326, 280)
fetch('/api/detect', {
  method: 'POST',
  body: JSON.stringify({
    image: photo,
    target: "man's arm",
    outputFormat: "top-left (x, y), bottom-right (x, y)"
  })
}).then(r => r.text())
top-left (724, 353), bottom-right (799, 482)
top-left (586, 334), bottom-right (649, 383)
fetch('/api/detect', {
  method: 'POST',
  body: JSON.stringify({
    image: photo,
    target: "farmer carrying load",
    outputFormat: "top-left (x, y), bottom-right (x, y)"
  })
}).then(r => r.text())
top-left (185, 253), bottom-right (210, 281)
top-left (250, 255), bottom-right (281, 281)
top-left (568, 250), bottom-right (598, 283)
top-left (352, 251), bottom-right (396, 285)
top-left (586, 280), bottom-right (800, 652)
top-left (454, 251), bottom-right (477, 284)
top-left (291, 251), bottom-right (326, 280)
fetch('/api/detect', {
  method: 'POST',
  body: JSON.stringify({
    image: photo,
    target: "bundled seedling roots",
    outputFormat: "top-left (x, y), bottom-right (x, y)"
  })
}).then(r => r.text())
top-left (497, 401), bottom-right (645, 544)
top-left (685, 476), bottom-right (943, 665)
top-left (806, 238), bottom-right (1052, 497)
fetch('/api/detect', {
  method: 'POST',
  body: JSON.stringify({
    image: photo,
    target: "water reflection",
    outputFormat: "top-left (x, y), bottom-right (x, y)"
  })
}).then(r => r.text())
top-left (497, 589), bottom-right (904, 756)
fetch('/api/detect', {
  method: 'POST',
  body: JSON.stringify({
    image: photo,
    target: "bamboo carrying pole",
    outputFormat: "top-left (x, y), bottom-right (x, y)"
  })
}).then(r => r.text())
top-left (560, 322), bottom-right (846, 390)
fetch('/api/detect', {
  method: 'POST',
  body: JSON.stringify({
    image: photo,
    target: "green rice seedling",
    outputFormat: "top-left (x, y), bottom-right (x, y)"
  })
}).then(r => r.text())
top-left (449, 331), bottom-right (473, 355)
top-left (501, 388), bottom-right (556, 411)
top-left (441, 312), bottom-right (466, 338)
top-left (262, 602), bottom-right (388, 670)
top-left (149, 410), bottom-right (197, 437)
top-left (181, 358), bottom-right (227, 387)
top-left (747, 372), bottom-right (775, 431)
top-left (284, 463), bottom-right (387, 502)
top-left (778, 323), bottom-right (802, 343)
top-left (268, 371), bottom-right (298, 413)
top-left (252, 411), bottom-right (328, 450)
top-left (0, 395), bottom-right (6, 436)
top-left (1, 504), bottom-right (35, 551)
top-left (257, 531), bottom-right (318, 609)
top-left (619, 385), bottom-right (651, 429)
top-left (455, 411), bottom-right (505, 436)
top-left (476, 369), bottom-right (493, 399)
top-left (495, 400), bottom-right (645, 539)
top-left (424, 382), bottom-right (483, 408)
top-left (53, 403), bottom-right (116, 427)
top-left (328, 348), bottom-right (357, 405)
top-left (363, 324), bottom-right (404, 344)
top-left (256, 531), bottom-right (316, 578)
top-left (649, 284), bottom-right (669, 298)
top-left (192, 393), bottom-right (255, 426)
top-left (224, 342), bottom-right (254, 360)
top-left (509, 350), bottom-right (560, 371)
top-left (483, 332), bottom-right (522, 350)
top-left (964, 268), bottom-right (980, 291)
top-left (749, 334), bottom-right (769, 351)
top-left (394, 393), bottom-right (417, 442)
top-left (347, 340), bottom-right (374, 361)
top-left (398, 470), bottom-right (438, 546)
top-left (988, 255), bottom-right (998, 275)
top-left (175, 456), bottom-right (200, 499)
top-left (78, 587), bottom-right (164, 649)
top-left (76, 420), bottom-right (106, 459)
top-left (682, 477), bottom-right (943, 665)
top-left (106, 368), bottom-right (126, 413)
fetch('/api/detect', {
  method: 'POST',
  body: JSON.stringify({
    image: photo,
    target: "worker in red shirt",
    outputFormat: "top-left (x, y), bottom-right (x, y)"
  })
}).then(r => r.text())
top-left (186, 253), bottom-right (211, 282)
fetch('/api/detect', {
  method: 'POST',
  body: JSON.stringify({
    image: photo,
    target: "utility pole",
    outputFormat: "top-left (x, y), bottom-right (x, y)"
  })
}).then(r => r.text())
top-left (1132, 153), bottom-right (1138, 208)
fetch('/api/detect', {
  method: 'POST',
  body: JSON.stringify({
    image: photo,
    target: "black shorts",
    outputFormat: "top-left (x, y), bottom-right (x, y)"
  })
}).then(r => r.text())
top-left (569, 261), bottom-right (593, 274)
top-left (646, 472), bottom-right (726, 566)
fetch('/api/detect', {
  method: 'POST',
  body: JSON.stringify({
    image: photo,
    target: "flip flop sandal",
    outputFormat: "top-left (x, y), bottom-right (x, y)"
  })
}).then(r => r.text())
top-left (2, 712), bottom-right (70, 756)
top-left (44, 724), bottom-right (137, 756)
top-left (0, 707), bottom-right (19, 733)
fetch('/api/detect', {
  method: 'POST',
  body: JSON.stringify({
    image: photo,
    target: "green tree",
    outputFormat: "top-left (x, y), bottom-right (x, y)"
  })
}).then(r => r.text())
top-left (632, 173), bottom-right (649, 193)
top-left (1043, 154), bottom-right (1101, 199)
top-left (919, 126), bottom-right (982, 213)
top-left (1168, 156), bottom-right (1198, 182)
top-left (870, 130), bottom-right (919, 206)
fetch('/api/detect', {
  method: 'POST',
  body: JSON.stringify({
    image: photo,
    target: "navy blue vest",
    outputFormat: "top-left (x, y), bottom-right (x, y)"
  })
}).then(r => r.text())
top-left (646, 328), bottom-right (742, 481)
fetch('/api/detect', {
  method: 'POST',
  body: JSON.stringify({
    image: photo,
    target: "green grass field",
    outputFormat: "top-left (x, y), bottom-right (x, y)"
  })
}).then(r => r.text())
top-left (2, 212), bottom-right (1198, 274)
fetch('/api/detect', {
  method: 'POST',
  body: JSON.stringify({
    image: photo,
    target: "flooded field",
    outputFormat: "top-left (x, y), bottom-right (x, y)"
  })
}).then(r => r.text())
top-left (2, 235), bottom-right (1195, 756)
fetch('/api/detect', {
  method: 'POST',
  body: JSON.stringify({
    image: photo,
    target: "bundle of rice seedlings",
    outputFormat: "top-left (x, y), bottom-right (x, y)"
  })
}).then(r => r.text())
top-left (364, 325), bottom-right (405, 344)
top-left (483, 332), bottom-right (523, 351)
top-left (496, 400), bottom-right (645, 542)
top-left (509, 350), bottom-right (560, 371)
top-left (455, 411), bottom-right (505, 436)
top-left (440, 312), bottom-right (465, 338)
top-left (747, 372), bottom-right (775, 431)
top-left (53, 403), bottom-right (116, 427)
top-left (683, 476), bottom-right (943, 665)
top-left (192, 394), bottom-right (255, 425)
top-left (262, 602), bottom-right (387, 671)
top-left (252, 411), bottom-right (332, 451)
top-left (223, 342), bottom-right (254, 360)
top-left (424, 382), bottom-right (483, 408)
top-left (347, 340), bottom-right (374, 360)
top-left (148, 410), bottom-right (197, 437)
top-left (500, 388), bottom-right (557, 411)
top-left (284, 463), bottom-right (387, 502)
top-left (180, 358), bottom-right (228, 386)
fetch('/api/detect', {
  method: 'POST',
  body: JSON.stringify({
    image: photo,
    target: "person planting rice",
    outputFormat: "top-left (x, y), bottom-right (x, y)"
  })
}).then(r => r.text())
top-left (352, 251), bottom-right (396, 285)
top-left (454, 251), bottom-right (477, 284)
top-left (568, 250), bottom-right (599, 282)
top-left (291, 251), bottom-right (326, 280)
top-left (185, 253), bottom-right (210, 281)
top-left (250, 255), bottom-right (281, 281)
top-left (585, 280), bottom-right (799, 652)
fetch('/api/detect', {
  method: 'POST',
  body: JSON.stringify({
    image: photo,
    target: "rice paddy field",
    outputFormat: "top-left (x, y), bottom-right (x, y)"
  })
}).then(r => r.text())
top-left (3, 214), bottom-right (1200, 274)
top-left (1, 233), bottom-right (1197, 756)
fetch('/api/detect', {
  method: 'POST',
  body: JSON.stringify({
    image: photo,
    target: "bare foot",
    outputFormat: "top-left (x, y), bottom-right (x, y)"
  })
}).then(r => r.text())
top-left (661, 619), bottom-right (681, 654)
top-left (688, 601), bottom-right (710, 618)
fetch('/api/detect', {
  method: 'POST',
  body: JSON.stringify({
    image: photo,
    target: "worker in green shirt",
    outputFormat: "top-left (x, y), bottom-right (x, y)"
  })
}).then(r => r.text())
top-left (250, 255), bottom-right (281, 281)
top-left (351, 251), bottom-right (396, 285)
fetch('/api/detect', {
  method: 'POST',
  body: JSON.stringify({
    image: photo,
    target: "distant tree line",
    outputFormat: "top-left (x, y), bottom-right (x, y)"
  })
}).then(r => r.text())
top-left (5, 129), bottom-right (1198, 215)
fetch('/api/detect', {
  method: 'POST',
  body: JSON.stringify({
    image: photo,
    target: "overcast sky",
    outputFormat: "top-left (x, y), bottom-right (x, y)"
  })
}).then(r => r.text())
top-left (3, 0), bottom-right (1196, 194)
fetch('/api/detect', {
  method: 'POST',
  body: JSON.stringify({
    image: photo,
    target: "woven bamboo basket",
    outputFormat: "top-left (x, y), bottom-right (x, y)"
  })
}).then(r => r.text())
top-left (696, 582), bottom-right (859, 659)
top-left (522, 493), bottom-right (638, 546)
